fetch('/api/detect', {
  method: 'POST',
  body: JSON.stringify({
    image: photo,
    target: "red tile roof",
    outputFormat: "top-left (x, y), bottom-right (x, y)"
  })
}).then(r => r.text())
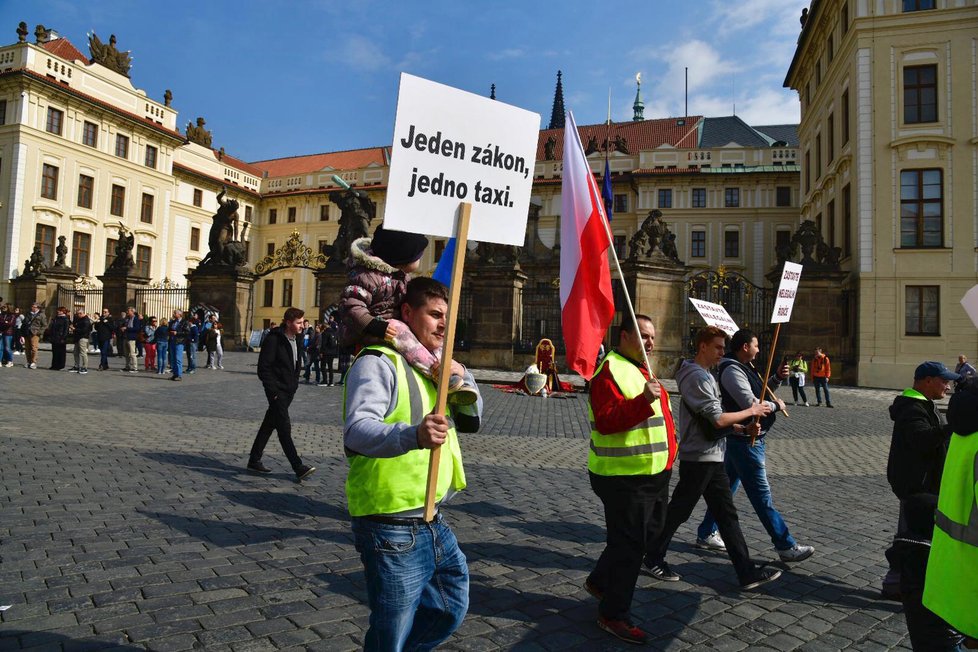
top-left (214, 150), bottom-right (264, 177)
top-left (252, 147), bottom-right (389, 177)
top-left (41, 38), bottom-right (89, 64)
top-left (536, 116), bottom-right (703, 160)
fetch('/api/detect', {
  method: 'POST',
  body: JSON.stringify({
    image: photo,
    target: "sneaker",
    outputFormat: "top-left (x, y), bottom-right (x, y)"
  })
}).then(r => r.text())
top-left (597, 617), bottom-right (647, 645)
top-left (740, 566), bottom-right (782, 590)
top-left (816, 402), bottom-right (822, 407)
top-left (295, 464), bottom-right (316, 480)
top-left (695, 532), bottom-right (726, 551)
top-left (217, 365), bottom-right (224, 369)
top-left (79, 368), bottom-right (88, 375)
top-left (247, 460), bottom-right (272, 473)
top-left (645, 561), bottom-right (681, 582)
top-left (171, 376), bottom-right (182, 381)
top-left (804, 402), bottom-right (810, 407)
top-left (448, 384), bottom-right (480, 407)
top-left (778, 544), bottom-right (815, 562)
top-left (826, 404), bottom-right (834, 408)
top-left (317, 382), bottom-right (328, 387)
top-left (68, 367), bottom-right (79, 373)
top-left (188, 369), bottom-right (196, 374)
top-left (583, 578), bottom-right (603, 601)
top-left (129, 369), bottom-right (137, 373)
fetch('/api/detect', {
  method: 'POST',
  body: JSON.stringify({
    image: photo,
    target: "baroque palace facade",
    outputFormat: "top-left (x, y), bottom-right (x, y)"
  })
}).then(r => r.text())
top-left (785, 0), bottom-right (978, 387)
top-left (3, 8), bottom-right (973, 385)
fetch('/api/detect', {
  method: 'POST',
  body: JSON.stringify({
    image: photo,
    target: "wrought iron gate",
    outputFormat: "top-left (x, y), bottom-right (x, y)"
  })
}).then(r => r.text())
top-left (56, 285), bottom-right (102, 316)
top-left (682, 267), bottom-right (773, 364)
top-left (517, 281), bottom-right (563, 354)
top-left (134, 283), bottom-right (189, 320)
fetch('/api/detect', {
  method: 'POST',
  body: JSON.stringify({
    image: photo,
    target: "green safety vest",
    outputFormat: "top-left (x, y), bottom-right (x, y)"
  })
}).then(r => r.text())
top-left (343, 345), bottom-right (466, 517)
top-left (588, 351), bottom-right (671, 477)
top-left (923, 429), bottom-right (978, 638)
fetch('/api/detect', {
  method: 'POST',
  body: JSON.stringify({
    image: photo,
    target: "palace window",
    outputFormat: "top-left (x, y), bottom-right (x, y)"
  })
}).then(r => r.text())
top-left (110, 184), bottom-right (125, 217)
top-left (776, 229), bottom-right (791, 254)
top-left (691, 230), bottom-right (706, 258)
top-left (842, 89), bottom-right (850, 144)
top-left (841, 2), bottom-right (849, 33)
top-left (827, 114), bottom-right (835, 163)
top-left (0, 100), bottom-right (6, 124)
top-left (140, 193), bottom-right (154, 224)
top-left (804, 150), bottom-right (810, 193)
top-left (815, 133), bottom-right (822, 179)
top-left (193, 188), bottom-right (202, 207)
top-left (266, 242), bottom-right (275, 256)
top-left (244, 205), bottom-right (252, 222)
top-left (691, 188), bottom-right (706, 208)
top-left (269, 208), bottom-right (277, 224)
top-left (724, 188), bottom-right (740, 208)
top-left (115, 134), bottom-right (129, 159)
top-left (190, 227), bottom-right (200, 252)
top-left (905, 286), bottom-right (939, 336)
top-left (613, 235), bottom-right (626, 259)
top-left (77, 174), bottom-right (94, 208)
top-left (904, 65), bottom-right (937, 124)
top-left (282, 279), bottom-right (293, 307)
top-left (828, 199), bottom-right (836, 247)
top-left (71, 232), bottom-right (91, 276)
top-left (145, 145), bottom-right (158, 169)
top-left (287, 207), bottom-right (297, 223)
top-left (136, 245), bottom-right (151, 278)
top-left (105, 238), bottom-right (117, 271)
top-left (776, 186), bottom-right (791, 207)
top-left (82, 121), bottom-right (98, 147)
top-left (724, 230), bottom-right (740, 258)
top-left (35, 224), bottom-right (56, 264)
top-left (613, 194), bottom-right (628, 213)
top-left (900, 169), bottom-right (942, 247)
top-left (263, 280), bottom-right (273, 307)
top-left (320, 205), bottom-right (330, 221)
top-left (657, 189), bottom-right (672, 208)
top-left (41, 164), bottom-right (59, 199)
top-left (46, 107), bottom-right (63, 135)
top-left (903, 0), bottom-right (935, 11)
top-left (843, 184), bottom-right (852, 257)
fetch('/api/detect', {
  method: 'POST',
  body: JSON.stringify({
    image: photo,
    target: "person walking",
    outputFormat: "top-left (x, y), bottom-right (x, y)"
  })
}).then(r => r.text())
top-left (954, 355), bottom-right (976, 391)
top-left (69, 308), bottom-right (93, 374)
top-left (93, 309), bottom-right (114, 370)
top-left (48, 307), bottom-right (70, 371)
top-left (811, 347), bottom-right (833, 407)
top-left (645, 326), bottom-right (781, 591)
top-left (247, 307), bottom-right (315, 480)
top-left (20, 302), bottom-right (48, 369)
top-left (320, 317), bottom-right (339, 386)
top-left (585, 314), bottom-right (677, 644)
top-left (788, 351), bottom-right (810, 406)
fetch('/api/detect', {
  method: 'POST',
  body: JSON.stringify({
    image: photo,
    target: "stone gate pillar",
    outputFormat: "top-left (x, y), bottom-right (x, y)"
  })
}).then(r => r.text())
top-left (621, 260), bottom-right (689, 378)
top-left (315, 267), bottom-right (349, 320)
top-left (99, 269), bottom-right (150, 316)
top-left (10, 274), bottom-right (49, 313)
top-left (186, 267), bottom-right (257, 350)
top-left (461, 265), bottom-right (527, 370)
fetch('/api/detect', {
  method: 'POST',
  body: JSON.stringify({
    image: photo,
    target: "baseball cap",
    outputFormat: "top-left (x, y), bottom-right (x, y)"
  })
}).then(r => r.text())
top-left (914, 361), bottom-right (960, 381)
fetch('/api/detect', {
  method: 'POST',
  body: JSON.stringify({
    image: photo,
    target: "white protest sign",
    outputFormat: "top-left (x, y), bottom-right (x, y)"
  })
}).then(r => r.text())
top-left (384, 73), bottom-right (541, 246)
top-left (689, 298), bottom-right (740, 336)
top-left (771, 261), bottom-right (803, 323)
top-left (962, 284), bottom-right (978, 329)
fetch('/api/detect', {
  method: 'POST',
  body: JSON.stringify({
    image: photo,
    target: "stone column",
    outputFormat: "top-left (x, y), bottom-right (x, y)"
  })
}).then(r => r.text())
top-left (621, 259), bottom-right (689, 378)
top-left (186, 266), bottom-right (257, 350)
top-left (42, 269), bottom-right (77, 311)
top-left (461, 266), bottom-right (527, 369)
top-left (99, 270), bottom-right (150, 317)
top-left (314, 267), bottom-right (349, 320)
top-left (10, 275), bottom-right (49, 312)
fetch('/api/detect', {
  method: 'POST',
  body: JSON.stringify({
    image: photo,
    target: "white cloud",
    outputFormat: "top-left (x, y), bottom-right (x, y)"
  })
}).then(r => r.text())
top-left (335, 35), bottom-right (391, 72)
top-left (710, 0), bottom-right (806, 38)
top-left (487, 48), bottom-right (525, 61)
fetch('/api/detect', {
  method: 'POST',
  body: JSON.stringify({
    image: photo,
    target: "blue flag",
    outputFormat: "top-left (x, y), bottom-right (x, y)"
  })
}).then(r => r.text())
top-left (432, 237), bottom-right (456, 288)
top-left (602, 159), bottom-right (613, 222)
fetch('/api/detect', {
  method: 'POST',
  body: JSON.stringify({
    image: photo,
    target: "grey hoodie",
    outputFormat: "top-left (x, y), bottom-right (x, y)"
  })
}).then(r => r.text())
top-left (675, 360), bottom-right (729, 462)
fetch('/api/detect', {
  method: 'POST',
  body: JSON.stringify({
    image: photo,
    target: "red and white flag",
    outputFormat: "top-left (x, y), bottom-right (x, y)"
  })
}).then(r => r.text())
top-left (560, 111), bottom-right (615, 379)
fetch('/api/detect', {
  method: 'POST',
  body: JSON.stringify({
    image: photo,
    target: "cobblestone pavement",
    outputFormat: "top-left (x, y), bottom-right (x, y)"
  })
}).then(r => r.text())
top-left (1, 350), bottom-right (913, 651)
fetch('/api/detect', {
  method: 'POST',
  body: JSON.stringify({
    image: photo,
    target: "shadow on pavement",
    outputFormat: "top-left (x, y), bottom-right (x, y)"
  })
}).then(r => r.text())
top-left (0, 629), bottom-right (141, 651)
top-left (448, 500), bottom-right (523, 518)
top-left (139, 510), bottom-right (351, 547)
top-left (219, 489), bottom-right (349, 521)
top-left (498, 519), bottom-right (605, 543)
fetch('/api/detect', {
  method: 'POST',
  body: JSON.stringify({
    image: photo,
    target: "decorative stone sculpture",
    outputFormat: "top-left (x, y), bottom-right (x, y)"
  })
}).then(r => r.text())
top-left (88, 32), bottom-right (132, 77)
top-left (627, 209), bottom-right (683, 265)
top-left (53, 235), bottom-right (69, 270)
top-left (107, 223), bottom-right (135, 271)
top-left (325, 188), bottom-right (376, 267)
top-left (185, 117), bottom-right (212, 147)
top-left (474, 241), bottom-right (519, 265)
top-left (544, 135), bottom-right (557, 161)
top-left (22, 245), bottom-right (46, 277)
top-left (585, 135), bottom-right (599, 156)
top-left (164, 89), bottom-right (172, 107)
top-left (17, 22), bottom-right (28, 43)
top-left (199, 187), bottom-right (249, 269)
top-left (775, 219), bottom-right (842, 272)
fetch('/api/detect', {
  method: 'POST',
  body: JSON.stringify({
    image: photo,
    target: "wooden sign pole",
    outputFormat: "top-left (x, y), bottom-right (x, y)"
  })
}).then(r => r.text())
top-left (752, 322), bottom-right (786, 445)
top-left (423, 202), bottom-right (472, 522)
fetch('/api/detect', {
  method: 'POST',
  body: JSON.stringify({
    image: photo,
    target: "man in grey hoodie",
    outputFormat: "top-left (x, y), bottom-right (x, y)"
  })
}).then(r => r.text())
top-left (644, 326), bottom-right (782, 590)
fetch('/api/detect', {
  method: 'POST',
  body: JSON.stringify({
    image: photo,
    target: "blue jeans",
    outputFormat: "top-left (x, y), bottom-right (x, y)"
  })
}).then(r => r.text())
top-left (172, 343), bottom-right (184, 377)
top-left (698, 436), bottom-right (796, 551)
top-left (351, 515), bottom-right (469, 652)
top-left (99, 342), bottom-right (111, 368)
top-left (156, 341), bottom-right (169, 374)
top-left (0, 334), bottom-right (12, 363)
top-left (186, 343), bottom-right (197, 371)
top-left (813, 377), bottom-right (831, 405)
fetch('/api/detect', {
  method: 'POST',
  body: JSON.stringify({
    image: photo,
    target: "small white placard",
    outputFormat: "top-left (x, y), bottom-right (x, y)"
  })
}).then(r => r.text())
top-left (771, 262), bottom-right (803, 324)
top-left (384, 73), bottom-right (541, 246)
top-left (689, 298), bottom-right (740, 336)
top-left (961, 284), bottom-right (978, 330)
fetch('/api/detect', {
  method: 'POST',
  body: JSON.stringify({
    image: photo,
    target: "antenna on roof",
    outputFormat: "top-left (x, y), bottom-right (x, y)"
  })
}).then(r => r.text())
top-left (685, 67), bottom-right (688, 120)
top-left (732, 72), bottom-right (736, 116)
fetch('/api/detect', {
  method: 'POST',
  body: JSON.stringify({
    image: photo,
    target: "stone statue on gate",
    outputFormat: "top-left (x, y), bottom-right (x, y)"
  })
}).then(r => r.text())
top-left (107, 223), bottom-right (135, 272)
top-left (52, 235), bottom-right (70, 270)
top-left (774, 219), bottom-right (843, 272)
top-left (88, 32), bottom-right (132, 77)
top-left (627, 209), bottom-right (683, 265)
top-left (22, 245), bottom-right (46, 278)
top-left (325, 187), bottom-right (376, 267)
top-left (199, 187), bottom-right (249, 269)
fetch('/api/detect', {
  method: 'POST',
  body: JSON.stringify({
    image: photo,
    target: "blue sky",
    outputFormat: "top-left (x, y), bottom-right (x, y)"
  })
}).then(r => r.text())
top-left (6, 0), bottom-right (808, 162)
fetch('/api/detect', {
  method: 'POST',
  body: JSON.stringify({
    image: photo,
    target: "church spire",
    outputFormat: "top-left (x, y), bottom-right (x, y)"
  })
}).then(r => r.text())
top-left (632, 72), bottom-right (645, 122)
top-left (548, 70), bottom-right (565, 130)
top-left (490, 83), bottom-right (496, 100)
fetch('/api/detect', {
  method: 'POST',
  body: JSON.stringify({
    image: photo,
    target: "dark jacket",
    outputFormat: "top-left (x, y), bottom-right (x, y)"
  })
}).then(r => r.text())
top-left (168, 318), bottom-right (191, 345)
top-left (94, 316), bottom-right (115, 343)
top-left (257, 328), bottom-right (300, 398)
top-left (338, 237), bottom-right (411, 346)
top-left (124, 315), bottom-right (143, 340)
top-left (320, 325), bottom-right (339, 357)
top-left (71, 316), bottom-right (93, 343)
top-left (0, 311), bottom-right (16, 337)
top-left (22, 309), bottom-right (48, 337)
top-left (154, 324), bottom-right (170, 343)
top-left (48, 315), bottom-right (70, 345)
top-left (718, 355), bottom-right (779, 435)
top-left (887, 389), bottom-right (951, 500)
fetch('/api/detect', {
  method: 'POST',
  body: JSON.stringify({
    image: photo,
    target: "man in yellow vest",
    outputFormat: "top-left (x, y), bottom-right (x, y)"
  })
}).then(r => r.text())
top-left (924, 376), bottom-right (978, 645)
top-left (343, 277), bottom-right (482, 651)
top-left (585, 313), bottom-right (678, 644)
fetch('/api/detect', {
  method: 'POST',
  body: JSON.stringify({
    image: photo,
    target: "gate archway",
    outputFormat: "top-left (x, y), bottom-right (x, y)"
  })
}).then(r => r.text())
top-left (682, 266), bottom-right (773, 362)
top-left (249, 231), bottom-right (331, 329)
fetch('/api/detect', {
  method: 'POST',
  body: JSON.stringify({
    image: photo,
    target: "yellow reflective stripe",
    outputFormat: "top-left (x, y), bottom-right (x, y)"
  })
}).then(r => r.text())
top-left (588, 416), bottom-right (665, 433)
top-left (590, 440), bottom-right (670, 458)
top-left (935, 510), bottom-right (978, 547)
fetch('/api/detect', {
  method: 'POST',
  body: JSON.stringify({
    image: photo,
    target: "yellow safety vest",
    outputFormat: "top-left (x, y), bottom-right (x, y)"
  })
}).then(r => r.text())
top-left (923, 429), bottom-right (978, 638)
top-left (588, 351), bottom-right (671, 476)
top-left (343, 345), bottom-right (466, 517)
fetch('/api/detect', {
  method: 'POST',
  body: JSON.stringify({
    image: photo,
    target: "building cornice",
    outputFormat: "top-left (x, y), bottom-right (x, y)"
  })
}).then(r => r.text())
top-left (172, 163), bottom-right (261, 198)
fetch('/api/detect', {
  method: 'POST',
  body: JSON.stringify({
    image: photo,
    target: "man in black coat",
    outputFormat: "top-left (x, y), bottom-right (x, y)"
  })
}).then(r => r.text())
top-left (247, 307), bottom-right (315, 480)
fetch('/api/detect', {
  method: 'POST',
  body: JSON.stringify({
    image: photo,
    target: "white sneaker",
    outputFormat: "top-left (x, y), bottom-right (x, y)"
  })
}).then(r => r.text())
top-left (29, 363), bottom-right (36, 369)
top-left (778, 544), bottom-right (815, 562)
top-left (804, 402), bottom-right (810, 407)
top-left (695, 532), bottom-right (726, 551)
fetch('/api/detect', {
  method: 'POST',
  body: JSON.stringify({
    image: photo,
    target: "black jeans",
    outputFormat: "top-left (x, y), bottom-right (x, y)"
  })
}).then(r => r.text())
top-left (321, 355), bottom-right (335, 385)
top-left (588, 470), bottom-right (671, 621)
top-left (249, 391), bottom-right (302, 471)
top-left (789, 376), bottom-right (808, 404)
top-left (647, 460), bottom-right (755, 582)
top-left (50, 343), bottom-right (67, 370)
